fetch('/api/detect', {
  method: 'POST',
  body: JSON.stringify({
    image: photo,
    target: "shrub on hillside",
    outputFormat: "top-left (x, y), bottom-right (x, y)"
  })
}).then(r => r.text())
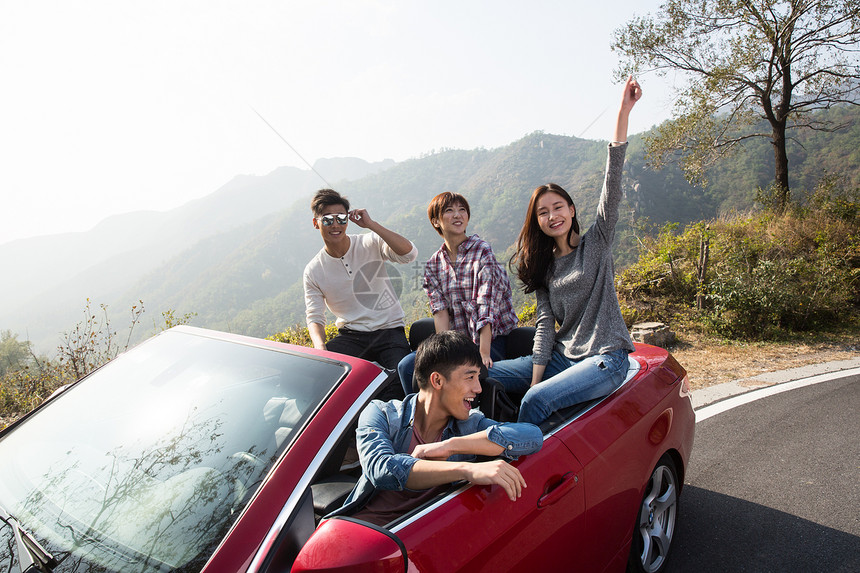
top-left (517, 303), bottom-right (537, 326)
top-left (267, 323), bottom-right (340, 347)
top-left (1, 301), bottom-right (196, 428)
top-left (0, 363), bottom-right (69, 425)
top-left (617, 186), bottom-right (859, 339)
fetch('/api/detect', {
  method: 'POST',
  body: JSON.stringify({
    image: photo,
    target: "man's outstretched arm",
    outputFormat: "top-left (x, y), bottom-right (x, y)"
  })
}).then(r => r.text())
top-left (406, 427), bottom-right (542, 500)
top-left (405, 458), bottom-right (527, 501)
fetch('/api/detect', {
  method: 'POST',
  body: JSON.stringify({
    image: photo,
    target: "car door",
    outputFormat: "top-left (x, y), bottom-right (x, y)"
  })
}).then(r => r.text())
top-left (292, 433), bottom-right (585, 572)
top-left (549, 362), bottom-right (672, 573)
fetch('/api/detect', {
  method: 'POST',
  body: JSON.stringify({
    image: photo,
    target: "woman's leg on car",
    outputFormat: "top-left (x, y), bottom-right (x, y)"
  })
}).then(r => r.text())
top-left (486, 355), bottom-right (534, 394)
top-left (487, 350), bottom-right (569, 395)
top-left (518, 349), bottom-right (630, 425)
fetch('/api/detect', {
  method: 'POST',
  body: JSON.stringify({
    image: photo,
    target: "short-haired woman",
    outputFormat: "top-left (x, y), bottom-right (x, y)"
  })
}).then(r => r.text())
top-left (398, 192), bottom-right (518, 394)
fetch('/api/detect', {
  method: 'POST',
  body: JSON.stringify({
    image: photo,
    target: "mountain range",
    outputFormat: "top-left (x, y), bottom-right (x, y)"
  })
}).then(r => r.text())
top-left (3, 105), bottom-right (857, 354)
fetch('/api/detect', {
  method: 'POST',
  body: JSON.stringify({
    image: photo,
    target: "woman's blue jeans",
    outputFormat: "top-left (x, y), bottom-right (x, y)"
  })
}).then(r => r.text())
top-left (487, 348), bottom-right (630, 425)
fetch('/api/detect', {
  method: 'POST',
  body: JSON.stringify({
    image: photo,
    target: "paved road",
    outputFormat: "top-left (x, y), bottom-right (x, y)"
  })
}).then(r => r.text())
top-left (667, 374), bottom-right (860, 572)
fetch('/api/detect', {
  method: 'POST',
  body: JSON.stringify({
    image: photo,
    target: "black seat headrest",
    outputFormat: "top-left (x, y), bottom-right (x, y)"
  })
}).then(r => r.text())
top-left (408, 317), bottom-right (436, 351)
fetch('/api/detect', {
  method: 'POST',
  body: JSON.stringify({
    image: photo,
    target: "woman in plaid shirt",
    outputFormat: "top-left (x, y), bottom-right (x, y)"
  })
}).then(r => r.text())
top-left (397, 192), bottom-right (518, 394)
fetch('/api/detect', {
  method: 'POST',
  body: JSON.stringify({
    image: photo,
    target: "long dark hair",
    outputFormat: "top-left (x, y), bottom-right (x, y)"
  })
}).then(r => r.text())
top-left (511, 183), bottom-right (579, 293)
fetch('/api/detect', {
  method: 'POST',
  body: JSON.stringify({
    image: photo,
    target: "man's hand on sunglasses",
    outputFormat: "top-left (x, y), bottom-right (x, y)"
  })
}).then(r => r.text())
top-left (349, 209), bottom-right (374, 229)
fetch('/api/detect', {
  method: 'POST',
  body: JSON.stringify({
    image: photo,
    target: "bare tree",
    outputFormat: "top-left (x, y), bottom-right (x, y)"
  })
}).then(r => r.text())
top-left (613, 0), bottom-right (860, 212)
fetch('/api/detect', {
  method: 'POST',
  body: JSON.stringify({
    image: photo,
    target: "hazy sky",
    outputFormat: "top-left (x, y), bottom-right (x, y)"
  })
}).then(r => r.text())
top-left (0, 0), bottom-right (678, 246)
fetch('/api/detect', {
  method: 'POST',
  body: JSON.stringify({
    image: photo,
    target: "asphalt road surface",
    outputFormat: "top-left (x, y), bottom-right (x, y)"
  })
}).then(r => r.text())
top-left (667, 374), bottom-right (860, 572)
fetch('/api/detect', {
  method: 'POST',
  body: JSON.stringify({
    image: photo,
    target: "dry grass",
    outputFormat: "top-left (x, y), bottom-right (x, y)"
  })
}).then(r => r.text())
top-left (666, 327), bottom-right (859, 390)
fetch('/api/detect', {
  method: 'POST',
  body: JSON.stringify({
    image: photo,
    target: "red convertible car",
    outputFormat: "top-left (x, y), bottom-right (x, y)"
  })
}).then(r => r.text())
top-left (0, 324), bottom-right (694, 573)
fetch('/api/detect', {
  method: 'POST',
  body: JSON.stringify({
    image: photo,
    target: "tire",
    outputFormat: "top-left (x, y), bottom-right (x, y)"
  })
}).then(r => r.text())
top-left (627, 453), bottom-right (679, 573)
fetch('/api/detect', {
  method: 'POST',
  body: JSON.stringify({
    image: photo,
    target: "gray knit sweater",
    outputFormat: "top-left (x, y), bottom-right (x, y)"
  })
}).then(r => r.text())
top-left (531, 143), bottom-right (636, 365)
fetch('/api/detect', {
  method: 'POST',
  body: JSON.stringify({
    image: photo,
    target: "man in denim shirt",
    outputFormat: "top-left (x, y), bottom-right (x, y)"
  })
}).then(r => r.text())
top-left (328, 331), bottom-right (543, 526)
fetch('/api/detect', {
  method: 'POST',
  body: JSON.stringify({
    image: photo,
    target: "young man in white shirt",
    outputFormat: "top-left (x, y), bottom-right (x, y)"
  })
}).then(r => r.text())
top-left (303, 189), bottom-right (418, 399)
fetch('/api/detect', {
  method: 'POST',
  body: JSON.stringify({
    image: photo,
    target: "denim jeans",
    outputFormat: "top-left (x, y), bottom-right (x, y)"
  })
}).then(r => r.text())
top-left (487, 348), bottom-right (630, 425)
top-left (397, 335), bottom-right (509, 395)
top-left (326, 327), bottom-right (411, 400)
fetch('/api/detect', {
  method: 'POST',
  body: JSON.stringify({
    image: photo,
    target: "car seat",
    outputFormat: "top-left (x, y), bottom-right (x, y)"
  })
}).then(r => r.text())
top-left (407, 318), bottom-right (534, 423)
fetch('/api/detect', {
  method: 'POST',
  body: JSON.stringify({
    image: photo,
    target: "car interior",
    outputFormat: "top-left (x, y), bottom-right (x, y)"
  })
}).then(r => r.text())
top-left (402, 317), bottom-right (618, 431)
top-left (305, 318), bottom-right (538, 524)
top-left (262, 319), bottom-right (646, 570)
top-left (303, 318), bottom-right (645, 523)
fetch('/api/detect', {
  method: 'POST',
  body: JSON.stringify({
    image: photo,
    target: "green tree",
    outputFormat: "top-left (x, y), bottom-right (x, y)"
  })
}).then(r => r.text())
top-left (0, 331), bottom-right (31, 376)
top-left (613, 0), bottom-right (860, 213)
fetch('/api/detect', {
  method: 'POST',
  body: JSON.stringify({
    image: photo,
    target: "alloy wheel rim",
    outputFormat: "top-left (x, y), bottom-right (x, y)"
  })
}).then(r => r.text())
top-left (637, 464), bottom-right (677, 572)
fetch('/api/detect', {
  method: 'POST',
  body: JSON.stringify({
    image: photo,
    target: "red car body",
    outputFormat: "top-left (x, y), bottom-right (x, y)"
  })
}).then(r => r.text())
top-left (198, 332), bottom-right (695, 573)
top-left (0, 327), bottom-right (693, 573)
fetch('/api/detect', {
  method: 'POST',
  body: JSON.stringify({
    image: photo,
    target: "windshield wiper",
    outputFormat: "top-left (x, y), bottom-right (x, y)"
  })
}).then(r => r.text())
top-left (0, 504), bottom-right (57, 572)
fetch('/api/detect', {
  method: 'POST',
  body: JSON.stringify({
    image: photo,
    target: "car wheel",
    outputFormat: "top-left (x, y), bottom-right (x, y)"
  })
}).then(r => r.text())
top-left (628, 453), bottom-right (679, 573)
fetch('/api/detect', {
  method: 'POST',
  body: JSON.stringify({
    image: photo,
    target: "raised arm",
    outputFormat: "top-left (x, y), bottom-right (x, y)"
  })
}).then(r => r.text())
top-left (349, 208), bottom-right (415, 257)
top-left (613, 75), bottom-right (642, 144)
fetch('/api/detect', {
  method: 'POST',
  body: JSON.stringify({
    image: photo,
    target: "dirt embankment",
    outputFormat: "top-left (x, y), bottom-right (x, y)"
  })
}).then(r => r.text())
top-left (666, 331), bottom-right (858, 390)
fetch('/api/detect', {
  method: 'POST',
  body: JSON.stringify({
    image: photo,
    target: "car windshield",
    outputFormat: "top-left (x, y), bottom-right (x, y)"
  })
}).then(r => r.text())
top-left (0, 330), bottom-right (347, 572)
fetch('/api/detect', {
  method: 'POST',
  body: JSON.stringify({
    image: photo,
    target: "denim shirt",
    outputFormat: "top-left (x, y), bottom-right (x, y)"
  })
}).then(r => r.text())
top-left (327, 394), bottom-right (543, 519)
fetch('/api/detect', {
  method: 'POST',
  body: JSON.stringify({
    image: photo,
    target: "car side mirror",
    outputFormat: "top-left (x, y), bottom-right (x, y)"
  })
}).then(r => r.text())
top-left (291, 517), bottom-right (407, 573)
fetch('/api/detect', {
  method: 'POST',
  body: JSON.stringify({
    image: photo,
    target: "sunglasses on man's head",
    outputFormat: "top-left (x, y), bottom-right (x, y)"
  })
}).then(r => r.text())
top-left (317, 214), bottom-right (349, 226)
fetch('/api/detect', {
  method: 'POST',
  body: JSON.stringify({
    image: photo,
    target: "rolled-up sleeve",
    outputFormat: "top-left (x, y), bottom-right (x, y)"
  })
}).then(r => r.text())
top-left (423, 261), bottom-right (449, 314)
top-left (355, 401), bottom-right (418, 491)
top-left (472, 255), bottom-right (498, 335)
top-left (484, 423), bottom-right (543, 459)
top-left (464, 412), bottom-right (543, 459)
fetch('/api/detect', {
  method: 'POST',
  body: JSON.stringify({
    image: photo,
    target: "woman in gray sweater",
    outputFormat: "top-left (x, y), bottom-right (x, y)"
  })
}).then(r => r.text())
top-left (487, 77), bottom-right (642, 425)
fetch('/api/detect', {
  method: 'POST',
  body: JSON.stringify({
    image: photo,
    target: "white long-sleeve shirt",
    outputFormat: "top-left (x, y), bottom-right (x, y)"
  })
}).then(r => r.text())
top-left (303, 233), bottom-right (418, 332)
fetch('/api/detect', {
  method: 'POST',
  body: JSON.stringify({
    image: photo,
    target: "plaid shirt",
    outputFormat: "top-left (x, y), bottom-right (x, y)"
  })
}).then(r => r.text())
top-left (423, 235), bottom-right (518, 344)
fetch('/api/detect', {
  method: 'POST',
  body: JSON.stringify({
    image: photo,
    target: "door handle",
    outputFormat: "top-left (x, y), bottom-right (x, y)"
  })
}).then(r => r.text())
top-left (538, 472), bottom-right (579, 508)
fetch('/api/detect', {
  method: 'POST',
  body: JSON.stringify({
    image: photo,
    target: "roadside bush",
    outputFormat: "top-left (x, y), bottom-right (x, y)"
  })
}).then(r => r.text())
top-left (0, 363), bottom-right (69, 425)
top-left (616, 222), bottom-right (702, 302)
top-left (268, 323), bottom-right (339, 346)
top-left (617, 186), bottom-right (859, 340)
top-left (2, 300), bottom-right (196, 429)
